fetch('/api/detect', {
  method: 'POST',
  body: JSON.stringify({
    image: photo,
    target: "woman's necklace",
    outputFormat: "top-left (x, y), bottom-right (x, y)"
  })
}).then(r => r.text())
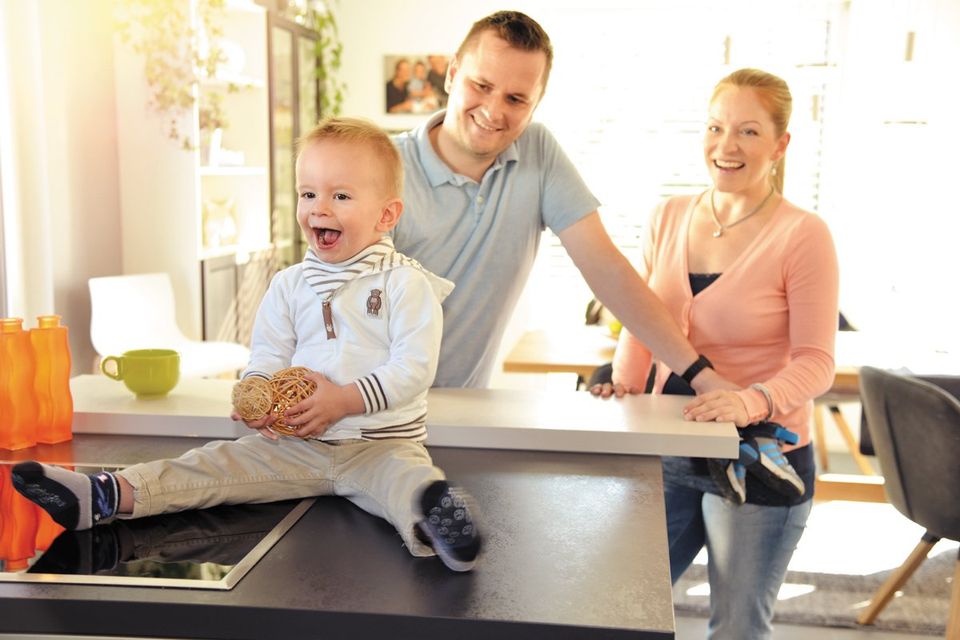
top-left (709, 186), bottom-right (775, 238)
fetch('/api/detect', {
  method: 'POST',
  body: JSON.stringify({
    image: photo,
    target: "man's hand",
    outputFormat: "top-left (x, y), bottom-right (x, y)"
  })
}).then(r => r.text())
top-left (282, 371), bottom-right (364, 439)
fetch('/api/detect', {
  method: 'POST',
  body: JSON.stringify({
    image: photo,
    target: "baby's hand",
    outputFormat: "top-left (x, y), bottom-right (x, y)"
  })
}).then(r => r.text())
top-left (282, 372), bottom-right (353, 439)
top-left (231, 410), bottom-right (279, 441)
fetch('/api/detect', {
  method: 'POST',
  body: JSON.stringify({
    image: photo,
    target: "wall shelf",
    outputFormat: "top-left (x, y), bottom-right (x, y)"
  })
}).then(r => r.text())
top-left (114, 2), bottom-right (273, 342)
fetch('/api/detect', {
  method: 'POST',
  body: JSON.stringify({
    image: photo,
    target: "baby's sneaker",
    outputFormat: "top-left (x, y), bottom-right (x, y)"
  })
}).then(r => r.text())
top-left (417, 480), bottom-right (481, 572)
top-left (707, 458), bottom-right (746, 505)
top-left (740, 435), bottom-right (805, 498)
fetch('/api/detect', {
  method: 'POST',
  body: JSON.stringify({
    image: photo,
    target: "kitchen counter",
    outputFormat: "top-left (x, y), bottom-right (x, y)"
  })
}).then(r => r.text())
top-left (69, 374), bottom-right (738, 458)
top-left (2, 438), bottom-right (676, 639)
top-left (0, 378), bottom-right (737, 639)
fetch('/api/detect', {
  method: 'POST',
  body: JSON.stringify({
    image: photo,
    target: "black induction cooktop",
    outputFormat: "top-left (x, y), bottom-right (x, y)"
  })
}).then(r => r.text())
top-left (0, 464), bottom-right (313, 590)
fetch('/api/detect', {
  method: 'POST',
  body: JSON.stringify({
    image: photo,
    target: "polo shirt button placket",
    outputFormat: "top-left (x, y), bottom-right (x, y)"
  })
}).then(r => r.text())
top-left (473, 193), bottom-right (486, 216)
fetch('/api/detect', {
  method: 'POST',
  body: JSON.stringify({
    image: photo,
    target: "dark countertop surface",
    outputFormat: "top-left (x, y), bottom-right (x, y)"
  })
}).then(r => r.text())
top-left (0, 436), bottom-right (674, 639)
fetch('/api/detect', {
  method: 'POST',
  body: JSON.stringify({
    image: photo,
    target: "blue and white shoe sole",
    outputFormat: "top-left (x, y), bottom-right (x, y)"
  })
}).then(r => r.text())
top-left (753, 450), bottom-right (805, 496)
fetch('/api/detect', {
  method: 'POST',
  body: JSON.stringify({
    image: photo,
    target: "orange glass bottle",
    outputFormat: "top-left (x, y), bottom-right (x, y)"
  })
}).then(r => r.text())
top-left (0, 465), bottom-right (39, 571)
top-left (32, 504), bottom-right (65, 553)
top-left (30, 315), bottom-right (73, 444)
top-left (0, 318), bottom-right (38, 450)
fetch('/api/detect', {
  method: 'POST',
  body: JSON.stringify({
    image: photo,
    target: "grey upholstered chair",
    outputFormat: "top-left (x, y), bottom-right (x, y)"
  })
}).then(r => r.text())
top-left (856, 366), bottom-right (960, 637)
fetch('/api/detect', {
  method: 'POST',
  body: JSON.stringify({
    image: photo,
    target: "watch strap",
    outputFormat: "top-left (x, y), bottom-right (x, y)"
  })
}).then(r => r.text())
top-left (680, 354), bottom-right (713, 385)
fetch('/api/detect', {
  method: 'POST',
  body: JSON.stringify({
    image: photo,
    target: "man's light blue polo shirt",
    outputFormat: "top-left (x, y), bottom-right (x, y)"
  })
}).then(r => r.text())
top-left (392, 111), bottom-right (600, 388)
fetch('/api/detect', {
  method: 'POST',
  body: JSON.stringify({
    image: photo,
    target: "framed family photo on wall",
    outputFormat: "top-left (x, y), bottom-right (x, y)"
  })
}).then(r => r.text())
top-left (384, 54), bottom-right (449, 115)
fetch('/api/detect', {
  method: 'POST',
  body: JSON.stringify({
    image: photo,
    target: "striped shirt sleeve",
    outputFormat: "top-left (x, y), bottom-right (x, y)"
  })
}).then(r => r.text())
top-left (355, 373), bottom-right (388, 414)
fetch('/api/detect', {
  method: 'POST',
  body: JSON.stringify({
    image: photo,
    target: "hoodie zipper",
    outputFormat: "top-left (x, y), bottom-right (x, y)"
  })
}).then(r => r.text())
top-left (322, 300), bottom-right (336, 339)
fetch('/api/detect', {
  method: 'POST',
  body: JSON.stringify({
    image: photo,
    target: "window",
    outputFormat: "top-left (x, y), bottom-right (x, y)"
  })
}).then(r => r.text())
top-left (517, 2), bottom-right (841, 333)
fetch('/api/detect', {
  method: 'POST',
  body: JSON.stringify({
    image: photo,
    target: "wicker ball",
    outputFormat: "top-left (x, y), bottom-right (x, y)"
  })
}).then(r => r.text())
top-left (231, 377), bottom-right (273, 421)
top-left (269, 366), bottom-right (317, 436)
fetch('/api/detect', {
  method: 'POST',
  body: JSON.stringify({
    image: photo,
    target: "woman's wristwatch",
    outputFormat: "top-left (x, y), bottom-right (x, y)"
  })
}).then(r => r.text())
top-left (680, 354), bottom-right (714, 385)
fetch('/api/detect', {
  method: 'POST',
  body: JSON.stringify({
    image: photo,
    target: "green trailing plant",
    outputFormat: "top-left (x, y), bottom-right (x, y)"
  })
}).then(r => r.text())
top-left (286, 0), bottom-right (346, 115)
top-left (116, 0), bottom-right (229, 150)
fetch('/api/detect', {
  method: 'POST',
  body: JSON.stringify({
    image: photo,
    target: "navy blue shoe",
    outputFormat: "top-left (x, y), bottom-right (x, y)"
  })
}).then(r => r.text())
top-left (417, 480), bottom-right (481, 572)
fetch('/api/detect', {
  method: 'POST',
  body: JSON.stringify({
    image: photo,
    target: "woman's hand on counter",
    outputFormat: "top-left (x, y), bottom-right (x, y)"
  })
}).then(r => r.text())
top-left (682, 390), bottom-right (750, 427)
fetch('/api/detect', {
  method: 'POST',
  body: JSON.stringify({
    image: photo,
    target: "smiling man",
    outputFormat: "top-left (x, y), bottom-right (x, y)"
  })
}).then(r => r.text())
top-left (392, 11), bottom-right (726, 393)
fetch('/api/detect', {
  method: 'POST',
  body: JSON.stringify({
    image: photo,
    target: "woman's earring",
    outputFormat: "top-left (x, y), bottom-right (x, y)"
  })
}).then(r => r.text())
top-left (771, 166), bottom-right (778, 176)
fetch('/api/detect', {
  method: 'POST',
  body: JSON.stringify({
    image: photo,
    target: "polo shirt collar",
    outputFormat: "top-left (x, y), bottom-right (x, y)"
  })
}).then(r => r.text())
top-left (414, 110), bottom-right (520, 187)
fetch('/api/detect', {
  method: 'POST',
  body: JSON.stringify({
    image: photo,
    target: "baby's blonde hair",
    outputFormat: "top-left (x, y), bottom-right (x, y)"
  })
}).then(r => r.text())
top-left (298, 116), bottom-right (404, 197)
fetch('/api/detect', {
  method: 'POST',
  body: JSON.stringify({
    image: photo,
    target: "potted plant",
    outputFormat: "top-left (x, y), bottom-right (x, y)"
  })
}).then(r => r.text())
top-left (116, 0), bottom-right (230, 150)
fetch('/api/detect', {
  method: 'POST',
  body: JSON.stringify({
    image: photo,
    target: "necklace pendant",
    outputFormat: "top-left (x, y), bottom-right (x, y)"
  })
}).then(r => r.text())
top-left (712, 229), bottom-right (723, 238)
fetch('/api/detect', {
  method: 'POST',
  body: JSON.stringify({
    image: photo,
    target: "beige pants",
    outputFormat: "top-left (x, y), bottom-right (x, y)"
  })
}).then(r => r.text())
top-left (116, 435), bottom-right (444, 557)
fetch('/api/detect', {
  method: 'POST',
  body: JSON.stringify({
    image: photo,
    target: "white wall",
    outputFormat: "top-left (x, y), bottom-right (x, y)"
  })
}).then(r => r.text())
top-left (0, 0), bottom-right (122, 374)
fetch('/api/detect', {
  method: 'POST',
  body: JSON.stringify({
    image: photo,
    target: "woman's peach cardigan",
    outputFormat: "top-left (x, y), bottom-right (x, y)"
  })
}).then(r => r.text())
top-left (613, 194), bottom-right (839, 448)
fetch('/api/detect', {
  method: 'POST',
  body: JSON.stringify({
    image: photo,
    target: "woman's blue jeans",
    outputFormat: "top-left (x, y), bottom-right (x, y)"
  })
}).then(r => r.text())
top-left (664, 458), bottom-right (812, 640)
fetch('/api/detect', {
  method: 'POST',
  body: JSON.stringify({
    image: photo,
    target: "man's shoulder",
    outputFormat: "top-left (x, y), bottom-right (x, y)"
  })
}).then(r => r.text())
top-left (510, 122), bottom-right (569, 170)
top-left (515, 120), bottom-right (556, 147)
top-left (392, 115), bottom-right (437, 151)
top-left (391, 127), bottom-right (416, 154)
top-left (392, 123), bottom-right (430, 176)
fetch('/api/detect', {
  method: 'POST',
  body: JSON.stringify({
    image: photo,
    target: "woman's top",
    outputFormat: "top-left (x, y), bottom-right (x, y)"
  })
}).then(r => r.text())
top-left (613, 193), bottom-right (839, 449)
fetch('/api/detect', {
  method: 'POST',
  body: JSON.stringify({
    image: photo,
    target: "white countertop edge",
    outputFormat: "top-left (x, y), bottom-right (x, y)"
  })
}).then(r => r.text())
top-left (70, 376), bottom-right (739, 458)
top-left (72, 414), bottom-right (738, 459)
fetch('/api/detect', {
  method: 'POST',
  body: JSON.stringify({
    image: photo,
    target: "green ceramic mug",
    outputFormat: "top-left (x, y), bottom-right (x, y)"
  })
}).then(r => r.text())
top-left (100, 349), bottom-right (180, 398)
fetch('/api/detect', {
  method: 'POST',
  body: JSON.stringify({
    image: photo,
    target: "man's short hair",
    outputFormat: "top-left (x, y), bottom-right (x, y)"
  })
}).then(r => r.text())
top-left (456, 11), bottom-right (553, 92)
top-left (298, 117), bottom-right (403, 197)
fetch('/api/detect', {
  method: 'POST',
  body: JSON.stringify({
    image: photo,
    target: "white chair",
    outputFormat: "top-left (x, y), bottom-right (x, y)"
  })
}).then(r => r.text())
top-left (89, 273), bottom-right (250, 378)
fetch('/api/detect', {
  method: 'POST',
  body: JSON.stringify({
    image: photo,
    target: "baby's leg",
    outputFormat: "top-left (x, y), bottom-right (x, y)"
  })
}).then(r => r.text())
top-left (118, 434), bottom-right (336, 519)
top-left (15, 435), bottom-right (336, 530)
top-left (334, 440), bottom-right (484, 571)
top-left (334, 440), bottom-right (444, 551)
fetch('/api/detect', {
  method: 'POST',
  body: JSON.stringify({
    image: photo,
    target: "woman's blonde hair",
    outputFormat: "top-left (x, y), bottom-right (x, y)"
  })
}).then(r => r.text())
top-left (712, 68), bottom-right (792, 193)
top-left (298, 116), bottom-right (404, 197)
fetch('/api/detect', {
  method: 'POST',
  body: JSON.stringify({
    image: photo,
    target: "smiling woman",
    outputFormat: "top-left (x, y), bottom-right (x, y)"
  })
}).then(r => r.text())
top-left (601, 65), bottom-right (839, 640)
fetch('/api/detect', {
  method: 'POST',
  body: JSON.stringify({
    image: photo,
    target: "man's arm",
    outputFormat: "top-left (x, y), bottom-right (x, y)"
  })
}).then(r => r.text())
top-left (558, 212), bottom-right (728, 393)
